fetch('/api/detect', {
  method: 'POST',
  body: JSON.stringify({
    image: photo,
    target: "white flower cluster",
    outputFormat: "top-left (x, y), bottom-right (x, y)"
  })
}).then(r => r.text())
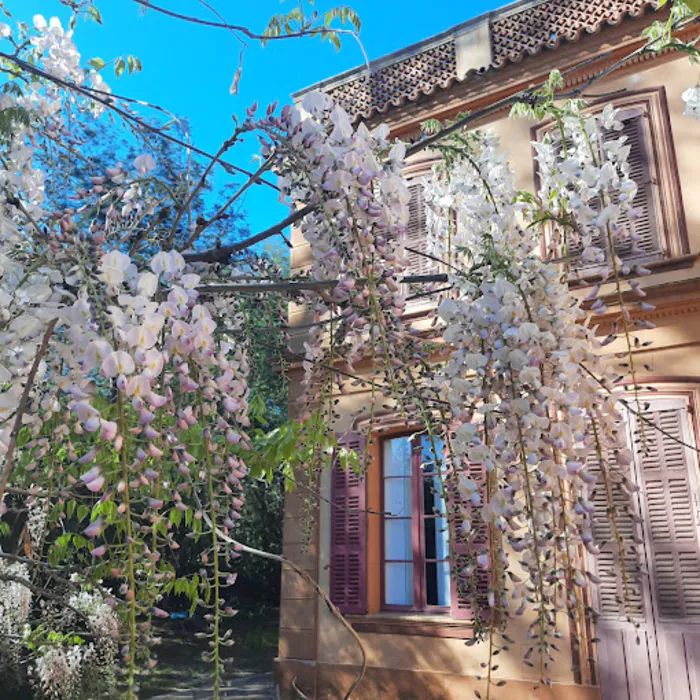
top-left (683, 85), bottom-right (700, 120)
top-left (255, 91), bottom-right (411, 412)
top-left (34, 645), bottom-right (85, 700)
top-left (0, 559), bottom-right (32, 642)
top-left (425, 123), bottom-right (633, 665)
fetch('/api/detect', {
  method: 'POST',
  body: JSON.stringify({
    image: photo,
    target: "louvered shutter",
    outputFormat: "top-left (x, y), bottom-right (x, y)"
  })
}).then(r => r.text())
top-left (587, 444), bottom-right (646, 620)
top-left (404, 183), bottom-right (429, 277)
top-left (604, 109), bottom-right (661, 264)
top-left (403, 182), bottom-right (434, 308)
top-left (449, 457), bottom-right (488, 620)
top-left (543, 107), bottom-right (661, 275)
top-left (330, 432), bottom-right (367, 614)
top-left (637, 406), bottom-right (700, 620)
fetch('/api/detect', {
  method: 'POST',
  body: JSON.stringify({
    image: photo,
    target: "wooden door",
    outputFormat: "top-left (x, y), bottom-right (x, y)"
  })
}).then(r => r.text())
top-left (594, 397), bottom-right (700, 699)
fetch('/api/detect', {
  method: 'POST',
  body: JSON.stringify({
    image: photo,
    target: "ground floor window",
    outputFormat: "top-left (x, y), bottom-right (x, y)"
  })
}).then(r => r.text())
top-left (382, 433), bottom-right (451, 611)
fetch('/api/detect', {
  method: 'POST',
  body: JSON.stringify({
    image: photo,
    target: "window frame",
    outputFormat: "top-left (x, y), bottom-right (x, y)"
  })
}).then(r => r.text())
top-left (531, 86), bottom-right (689, 284)
top-left (379, 432), bottom-right (452, 614)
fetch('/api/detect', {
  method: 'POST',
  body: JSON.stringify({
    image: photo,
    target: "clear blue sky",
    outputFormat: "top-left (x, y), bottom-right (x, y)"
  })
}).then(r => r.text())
top-left (3, 0), bottom-right (503, 247)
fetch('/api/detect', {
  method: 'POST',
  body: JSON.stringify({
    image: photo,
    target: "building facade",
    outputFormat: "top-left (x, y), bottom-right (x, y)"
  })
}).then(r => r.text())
top-left (276, 1), bottom-right (700, 697)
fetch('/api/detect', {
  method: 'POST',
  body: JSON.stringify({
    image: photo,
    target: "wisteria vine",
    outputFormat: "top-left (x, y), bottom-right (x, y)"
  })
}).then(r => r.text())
top-left (0, 4), bottom-right (698, 700)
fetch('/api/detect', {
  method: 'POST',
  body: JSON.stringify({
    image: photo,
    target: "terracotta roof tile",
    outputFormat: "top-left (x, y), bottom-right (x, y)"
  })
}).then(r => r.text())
top-left (311, 0), bottom-right (657, 122)
top-left (491, 0), bottom-right (652, 66)
top-left (326, 40), bottom-right (457, 118)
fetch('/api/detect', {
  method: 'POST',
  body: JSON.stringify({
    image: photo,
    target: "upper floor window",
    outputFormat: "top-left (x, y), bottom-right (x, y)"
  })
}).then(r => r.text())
top-left (534, 87), bottom-right (688, 281)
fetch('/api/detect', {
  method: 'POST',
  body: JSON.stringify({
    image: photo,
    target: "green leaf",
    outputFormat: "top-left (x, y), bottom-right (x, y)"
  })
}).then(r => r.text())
top-left (88, 57), bottom-right (106, 71)
top-left (115, 57), bottom-right (126, 79)
top-left (686, 0), bottom-right (700, 14)
top-left (88, 6), bottom-right (103, 24)
top-left (77, 504), bottom-right (89, 522)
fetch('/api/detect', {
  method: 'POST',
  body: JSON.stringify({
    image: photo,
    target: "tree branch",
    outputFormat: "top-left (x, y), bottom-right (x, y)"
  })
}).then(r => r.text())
top-left (196, 273), bottom-right (448, 294)
top-left (0, 319), bottom-right (57, 507)
top-left (206, 517), bottom-right (367, 700)
top-left (0, 52), bottom-right (279, 190)
top-left (183, 204), bottom-right (314, 263)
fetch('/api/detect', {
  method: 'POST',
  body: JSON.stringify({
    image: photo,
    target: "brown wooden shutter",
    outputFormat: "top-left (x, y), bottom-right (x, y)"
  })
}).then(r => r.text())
top-left (605, 109), bottom-right (661, 263)
top-left (405, 183), bottom-right (429, 277)
top-left (449, 458), bottom-right (488, 620)
top-left (330, 432), bottom-right (367, 614)
top-left (637, 406), bottom-right (700, 620)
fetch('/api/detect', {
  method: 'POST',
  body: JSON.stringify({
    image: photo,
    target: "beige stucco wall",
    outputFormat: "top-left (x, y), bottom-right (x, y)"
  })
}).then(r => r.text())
top-left (278, 46), bottom-right (700, 699)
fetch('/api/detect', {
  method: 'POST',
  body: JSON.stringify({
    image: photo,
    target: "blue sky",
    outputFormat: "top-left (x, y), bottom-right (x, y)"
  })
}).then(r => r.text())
top-left (4, 0), bottom-right (503, 249)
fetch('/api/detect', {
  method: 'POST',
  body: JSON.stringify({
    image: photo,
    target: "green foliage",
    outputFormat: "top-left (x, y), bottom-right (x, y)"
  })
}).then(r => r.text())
top-left (23, 626), bottom-right (87, 653)
top-left (0, 104), bottom-right (31, 141)
top-left (262, 1), bottom-right (361, 52)
top-left (509, 70), bottom-right (566, 121)
top-left (114, 54), bottom-right (143, 78)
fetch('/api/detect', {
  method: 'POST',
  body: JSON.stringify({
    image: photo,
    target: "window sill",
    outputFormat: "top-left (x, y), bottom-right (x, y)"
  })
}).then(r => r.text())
top-left (346, 613), bottom-right (476, 639)
top-left (569, 253), bottom-right (697, 290)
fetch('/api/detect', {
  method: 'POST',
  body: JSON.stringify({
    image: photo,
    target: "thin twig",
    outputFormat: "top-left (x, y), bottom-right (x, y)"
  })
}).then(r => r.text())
top-left (209, 520), bottom-right (367, 700)
top-left (130, 0), bottom-right (370, 67)
top-left (180, 157), bottom-right (275, 251)
top-left (0, 52), bottom-right (278, 190)
top-left (579, 362), bottom-right (700, 453)
top-left (196, 273), bottom-right (449, 294)
top-left (0, 319), bottom-right (57, 506)
top-left (183, 204), bottom-right (314, 263)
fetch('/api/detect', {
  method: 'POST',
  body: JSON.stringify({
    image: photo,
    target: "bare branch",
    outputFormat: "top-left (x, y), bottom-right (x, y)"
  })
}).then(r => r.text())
top-left (205, 518), bottom-right (367, 700)
top-left (179, 157), bottom-right (275, 252)
top-left (196, 273), bottom-right (449, 295)
top-left (0, 52), bottom-right (279, 190)
top-left (183, 204), bottom-right (314, 263)
top-left (0, 319), bottom-right (57, 506)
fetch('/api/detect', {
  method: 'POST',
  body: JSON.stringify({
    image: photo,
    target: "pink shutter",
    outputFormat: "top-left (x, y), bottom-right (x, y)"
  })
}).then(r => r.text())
top-left (330, 432), bottom-right (367, 614)
top-left (449, 457), bottom-right (488, 620)
top-left (638, 407), bottom-right (700, 619)
top-left (587, 442), bottom-right (646, 620)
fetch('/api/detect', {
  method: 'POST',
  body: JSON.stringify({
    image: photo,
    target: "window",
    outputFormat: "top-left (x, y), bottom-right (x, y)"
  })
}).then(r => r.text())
top-left (534, 88), bottom-right (688, 280)
top-left (382, 434), bottom-right (451, 610)
top-left (588, 396), bottom-right (700, 622)
top-left (329, 429), bottom-right (487, 619)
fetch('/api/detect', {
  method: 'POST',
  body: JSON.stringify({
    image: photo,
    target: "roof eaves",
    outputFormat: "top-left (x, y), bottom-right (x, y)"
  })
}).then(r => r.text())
top-left (292, 0), bottom-right (550, 103)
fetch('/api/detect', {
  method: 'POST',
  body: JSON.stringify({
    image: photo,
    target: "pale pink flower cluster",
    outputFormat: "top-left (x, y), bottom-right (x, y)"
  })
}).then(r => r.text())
top-left (425, 125), bottom-right (633, 662)
top-left (253, 91), bottom-right (411, 411)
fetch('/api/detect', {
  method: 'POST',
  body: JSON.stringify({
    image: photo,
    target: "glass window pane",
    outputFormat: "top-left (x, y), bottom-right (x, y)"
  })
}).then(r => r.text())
top-left (384, 437), bottom-right (412, 477)
top-left (423, 516), bottom-right (450, 561)
top-left (425, 561), bottom-right (451, 606)
top-left (384, 477), bottom-right (412, 518)
top-left (385, 562), bottom-right (413, 605)
top-left (434, 516), bottom-right (449, 560)
top-left (420, 434), bottom-right (445, 473)
top-left (384, 518), bottom-right (412, 561)
top-left (423, 473), bottom-right (445, 516)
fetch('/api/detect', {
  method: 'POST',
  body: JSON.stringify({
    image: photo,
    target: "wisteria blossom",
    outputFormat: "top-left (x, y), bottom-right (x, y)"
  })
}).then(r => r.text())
top-left (683, 85), bottom-right (700, 120)
top-left (0, 6), bottom-right (696, 700)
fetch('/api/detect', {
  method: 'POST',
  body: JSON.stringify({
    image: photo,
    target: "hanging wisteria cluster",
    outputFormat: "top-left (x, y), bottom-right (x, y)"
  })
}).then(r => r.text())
top-left (0, 5), bottom-right (698, 700)
top-left (420, 102), bottom-right (648, 692)
top-left (0, 14), bottom-right (252, 699)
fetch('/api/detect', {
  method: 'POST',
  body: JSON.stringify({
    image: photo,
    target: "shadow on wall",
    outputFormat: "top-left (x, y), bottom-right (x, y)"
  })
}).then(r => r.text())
top-left (275, 602), bottom-right (608, 700)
